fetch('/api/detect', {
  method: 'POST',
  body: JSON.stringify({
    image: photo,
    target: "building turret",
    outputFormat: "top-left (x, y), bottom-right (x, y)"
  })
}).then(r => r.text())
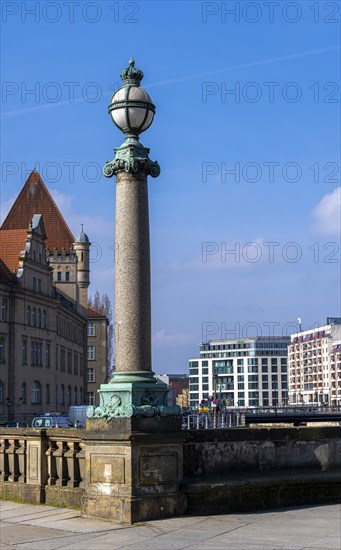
top-left (74, 225), bottom-right (90, 308)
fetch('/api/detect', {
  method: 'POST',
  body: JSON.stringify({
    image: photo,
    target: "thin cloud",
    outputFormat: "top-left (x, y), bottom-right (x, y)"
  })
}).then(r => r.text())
top-left (1, 45), bottom-right (339, 117)
top-left (153, 328), bottom-right (195, 347)
top-left (311, 187), bottom-right (341, 236)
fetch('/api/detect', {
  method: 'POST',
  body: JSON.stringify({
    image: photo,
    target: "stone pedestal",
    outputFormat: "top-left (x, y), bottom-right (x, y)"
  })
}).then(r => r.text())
top-left (81, 419), bottom-right (187, 523)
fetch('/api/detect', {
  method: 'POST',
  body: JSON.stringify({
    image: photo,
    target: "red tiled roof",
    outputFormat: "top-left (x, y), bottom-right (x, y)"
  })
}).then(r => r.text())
top-left (0, 229), bottom-right (28, 273)
top-left (1, 170), bottom-right (74, 252)
top-left (0, 259), bottom-right (16, 284)
top-left (87, 307), bottom-right (108, 319)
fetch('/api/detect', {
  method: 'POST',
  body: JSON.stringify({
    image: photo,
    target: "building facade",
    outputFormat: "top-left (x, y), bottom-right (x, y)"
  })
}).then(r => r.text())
top-left (288, 318), bottom-right (341, 406)
top-left (189, 337), bottom-right (290, 409)
top-left (0, 171), bottom-right (90, 424)
top-left (87, 307), bottom-right (109, 406)
top-left (156, 374), bottom-right (189, 406)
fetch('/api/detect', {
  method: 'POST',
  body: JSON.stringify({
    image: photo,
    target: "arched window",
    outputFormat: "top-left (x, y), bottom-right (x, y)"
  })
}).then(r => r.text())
top-left (32, 307), bottom-right (36, 326)
top-left (37, 309), bottom-right (41, 328)
top-left (67, 385), bottom-right (71, 405)
top-left (31, 381), bottom-right (41, 404)
top-left (26, 306), bottom-right (31, 325)
top-left (74, 386), bottom-right (78, 405)
top-left (60, 384), bottom-right (65, 405)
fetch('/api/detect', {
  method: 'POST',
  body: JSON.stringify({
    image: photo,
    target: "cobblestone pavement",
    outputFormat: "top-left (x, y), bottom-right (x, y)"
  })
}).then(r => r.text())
top-left (0, 501), bottom-right (340, 550)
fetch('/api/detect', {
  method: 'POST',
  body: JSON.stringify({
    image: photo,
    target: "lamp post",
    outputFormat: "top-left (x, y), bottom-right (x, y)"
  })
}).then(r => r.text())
top-left (87, 59), bottom-right (180, 423)
top-left (82, 60), bottom-right (189, 523)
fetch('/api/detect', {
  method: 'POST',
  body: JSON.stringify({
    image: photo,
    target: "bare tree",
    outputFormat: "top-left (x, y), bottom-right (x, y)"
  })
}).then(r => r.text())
top-left (88, 291), bottom-right (114, 374)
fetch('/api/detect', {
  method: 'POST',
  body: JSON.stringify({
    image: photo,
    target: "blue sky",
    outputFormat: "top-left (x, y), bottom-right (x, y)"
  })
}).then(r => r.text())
top-left (1, 1), bottom-right (340, 374)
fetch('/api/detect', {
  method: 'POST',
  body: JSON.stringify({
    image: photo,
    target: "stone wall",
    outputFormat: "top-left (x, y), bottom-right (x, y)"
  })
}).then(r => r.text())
top-left (183, 426), bottom-right (341, 478)
top-left (1, 426), bottom-right (341, 519)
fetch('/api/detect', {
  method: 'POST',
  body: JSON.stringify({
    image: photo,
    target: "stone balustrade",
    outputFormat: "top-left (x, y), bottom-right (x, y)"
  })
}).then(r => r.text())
top-left (0, 428), bottom-right (85, 506)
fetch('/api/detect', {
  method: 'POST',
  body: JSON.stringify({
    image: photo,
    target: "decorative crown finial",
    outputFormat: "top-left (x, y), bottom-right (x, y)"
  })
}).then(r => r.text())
top-left (120, 57), bottom-right (144, 86)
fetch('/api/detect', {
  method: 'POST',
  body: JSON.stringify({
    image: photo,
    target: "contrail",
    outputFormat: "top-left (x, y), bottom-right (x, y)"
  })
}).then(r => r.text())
top-left (1, 45), bottom-right (339, 117)
top-left (147, 45), bottom-right (341, 88)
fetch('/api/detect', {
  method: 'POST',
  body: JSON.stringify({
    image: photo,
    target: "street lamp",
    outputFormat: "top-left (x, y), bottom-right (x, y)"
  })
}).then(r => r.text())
top-left (87, 59), bottom-right (179, 422)
top-left (103, 58), bottom-right (160, 179)
top-left (108, 59), bottom-right (155, 136)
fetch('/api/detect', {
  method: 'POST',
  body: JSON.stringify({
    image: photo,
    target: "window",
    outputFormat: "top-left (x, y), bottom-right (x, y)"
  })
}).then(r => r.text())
top-left (38, 279), bottom-right (42, 293)
top-left (46, 384), bottom-right (50, 404)
top-left (43, 310), bottom-right (46, 328)
top-left (60, 348), bottom-right (66, 371)
top-left (56, 345), bottom-right (59, 370)
top-left (33, 277), bottom-right (37, 291)
top-left (56, 384), bottom-right (58, 407)
top-left (80, 387), bottom-right (83, 404)
top-left (21, 383), bottom-right (26, 403)
top-left (32, 307), bottom-right (36, 326)
top-left (67, 350), bottom-right (72, 373)
top-left (87, 392), bottom-right (95, 405)
top-left (0, 338), bottom-right (4, 362)
top-left (22, 340), bottom-right (27, 364)
top-left (46, 343), bottom-right (51, 367)
top-left (0, 381), bottom-right (3, 402)
top-left (67, 385), bottom-right (72, 405)
top-left (31, 381), bottom-right (41, 404)
top-left (1, 299), bottom-right (7, 321)
top-left (87, 321), bottom-right (95, 337)
top-left (60, 384), bottom-right (65, 405)
top-left (37, 309), bottom-right (41, 328)
top-left (74, 353), bottom-right (78, 374)
top-left (31, 341), bottom-right (42, 366)
top-left (57, 271), bottom-right (62, 281)
top-left (80, 355), bottom-right (83, 375)
top-left (26, 306), bottom-right (30, 325)
top-left (74, 386), bottom-right (78, 405)
top-left (202, 367), bottom-right (209, 375)
top-left (87, 367), bottom-right (95, 382)
top-left (65, 271), bottom-right (70, 282)
top-left (87, 345), bottom-right (95, 360)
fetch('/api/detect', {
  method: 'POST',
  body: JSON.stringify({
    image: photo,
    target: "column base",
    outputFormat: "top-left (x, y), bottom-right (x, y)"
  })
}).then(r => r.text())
top-left (86, 372), bottom-right (181, 422)
top-left (81, 428), bottom-right (187, 523)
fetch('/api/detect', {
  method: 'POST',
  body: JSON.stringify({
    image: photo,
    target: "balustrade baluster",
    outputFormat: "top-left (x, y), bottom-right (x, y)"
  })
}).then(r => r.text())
top-left (65, 441), bottom-right (78, 487)
top-left (76, 441), bottom-right (85, 487)
top-left (53, 440), bottom-right (69, 486)
top-left (6, 439), bottom-right (14, 482)
top-left (16, 439), bottom-right (26, 483)
top-left (46, 439), bottom-right (58, 485)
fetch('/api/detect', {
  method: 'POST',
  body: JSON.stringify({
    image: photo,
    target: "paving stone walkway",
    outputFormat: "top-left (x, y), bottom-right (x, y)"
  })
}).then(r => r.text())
top-left (0, 501), bottom-right (340, 550)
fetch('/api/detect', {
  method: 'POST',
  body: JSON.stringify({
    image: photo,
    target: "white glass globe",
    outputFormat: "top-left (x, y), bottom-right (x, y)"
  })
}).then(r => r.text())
top-left (109, 85), bottom-right (155, 135)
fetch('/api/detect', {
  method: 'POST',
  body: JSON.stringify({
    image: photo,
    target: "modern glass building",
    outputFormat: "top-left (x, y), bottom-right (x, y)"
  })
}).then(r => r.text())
top-left (189, 337), bottom-right (290, 408)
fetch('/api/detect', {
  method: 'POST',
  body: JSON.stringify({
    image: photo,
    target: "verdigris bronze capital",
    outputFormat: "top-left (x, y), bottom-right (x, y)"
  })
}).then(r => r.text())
top-left (104, 138), bottom-right (160, 178)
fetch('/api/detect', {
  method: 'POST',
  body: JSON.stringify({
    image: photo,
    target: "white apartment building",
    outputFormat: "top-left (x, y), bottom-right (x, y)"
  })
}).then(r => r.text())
top-left (288, 318), bottom-right (341, 406)
top-left (189, 337), bottom-right (290, 408)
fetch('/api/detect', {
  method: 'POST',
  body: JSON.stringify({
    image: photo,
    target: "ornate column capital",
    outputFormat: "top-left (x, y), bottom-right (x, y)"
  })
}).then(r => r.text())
top-left (103, 138), bottom-right (160, 179)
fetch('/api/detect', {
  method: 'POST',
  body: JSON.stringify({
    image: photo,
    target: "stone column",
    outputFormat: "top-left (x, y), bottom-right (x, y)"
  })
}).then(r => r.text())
top-left (115, 170), bottom-right (152, 377)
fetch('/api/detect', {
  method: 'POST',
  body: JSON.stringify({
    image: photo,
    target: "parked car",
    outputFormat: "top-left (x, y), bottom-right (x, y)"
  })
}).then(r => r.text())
top-left (31, 414), bottom-right (73, 428)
